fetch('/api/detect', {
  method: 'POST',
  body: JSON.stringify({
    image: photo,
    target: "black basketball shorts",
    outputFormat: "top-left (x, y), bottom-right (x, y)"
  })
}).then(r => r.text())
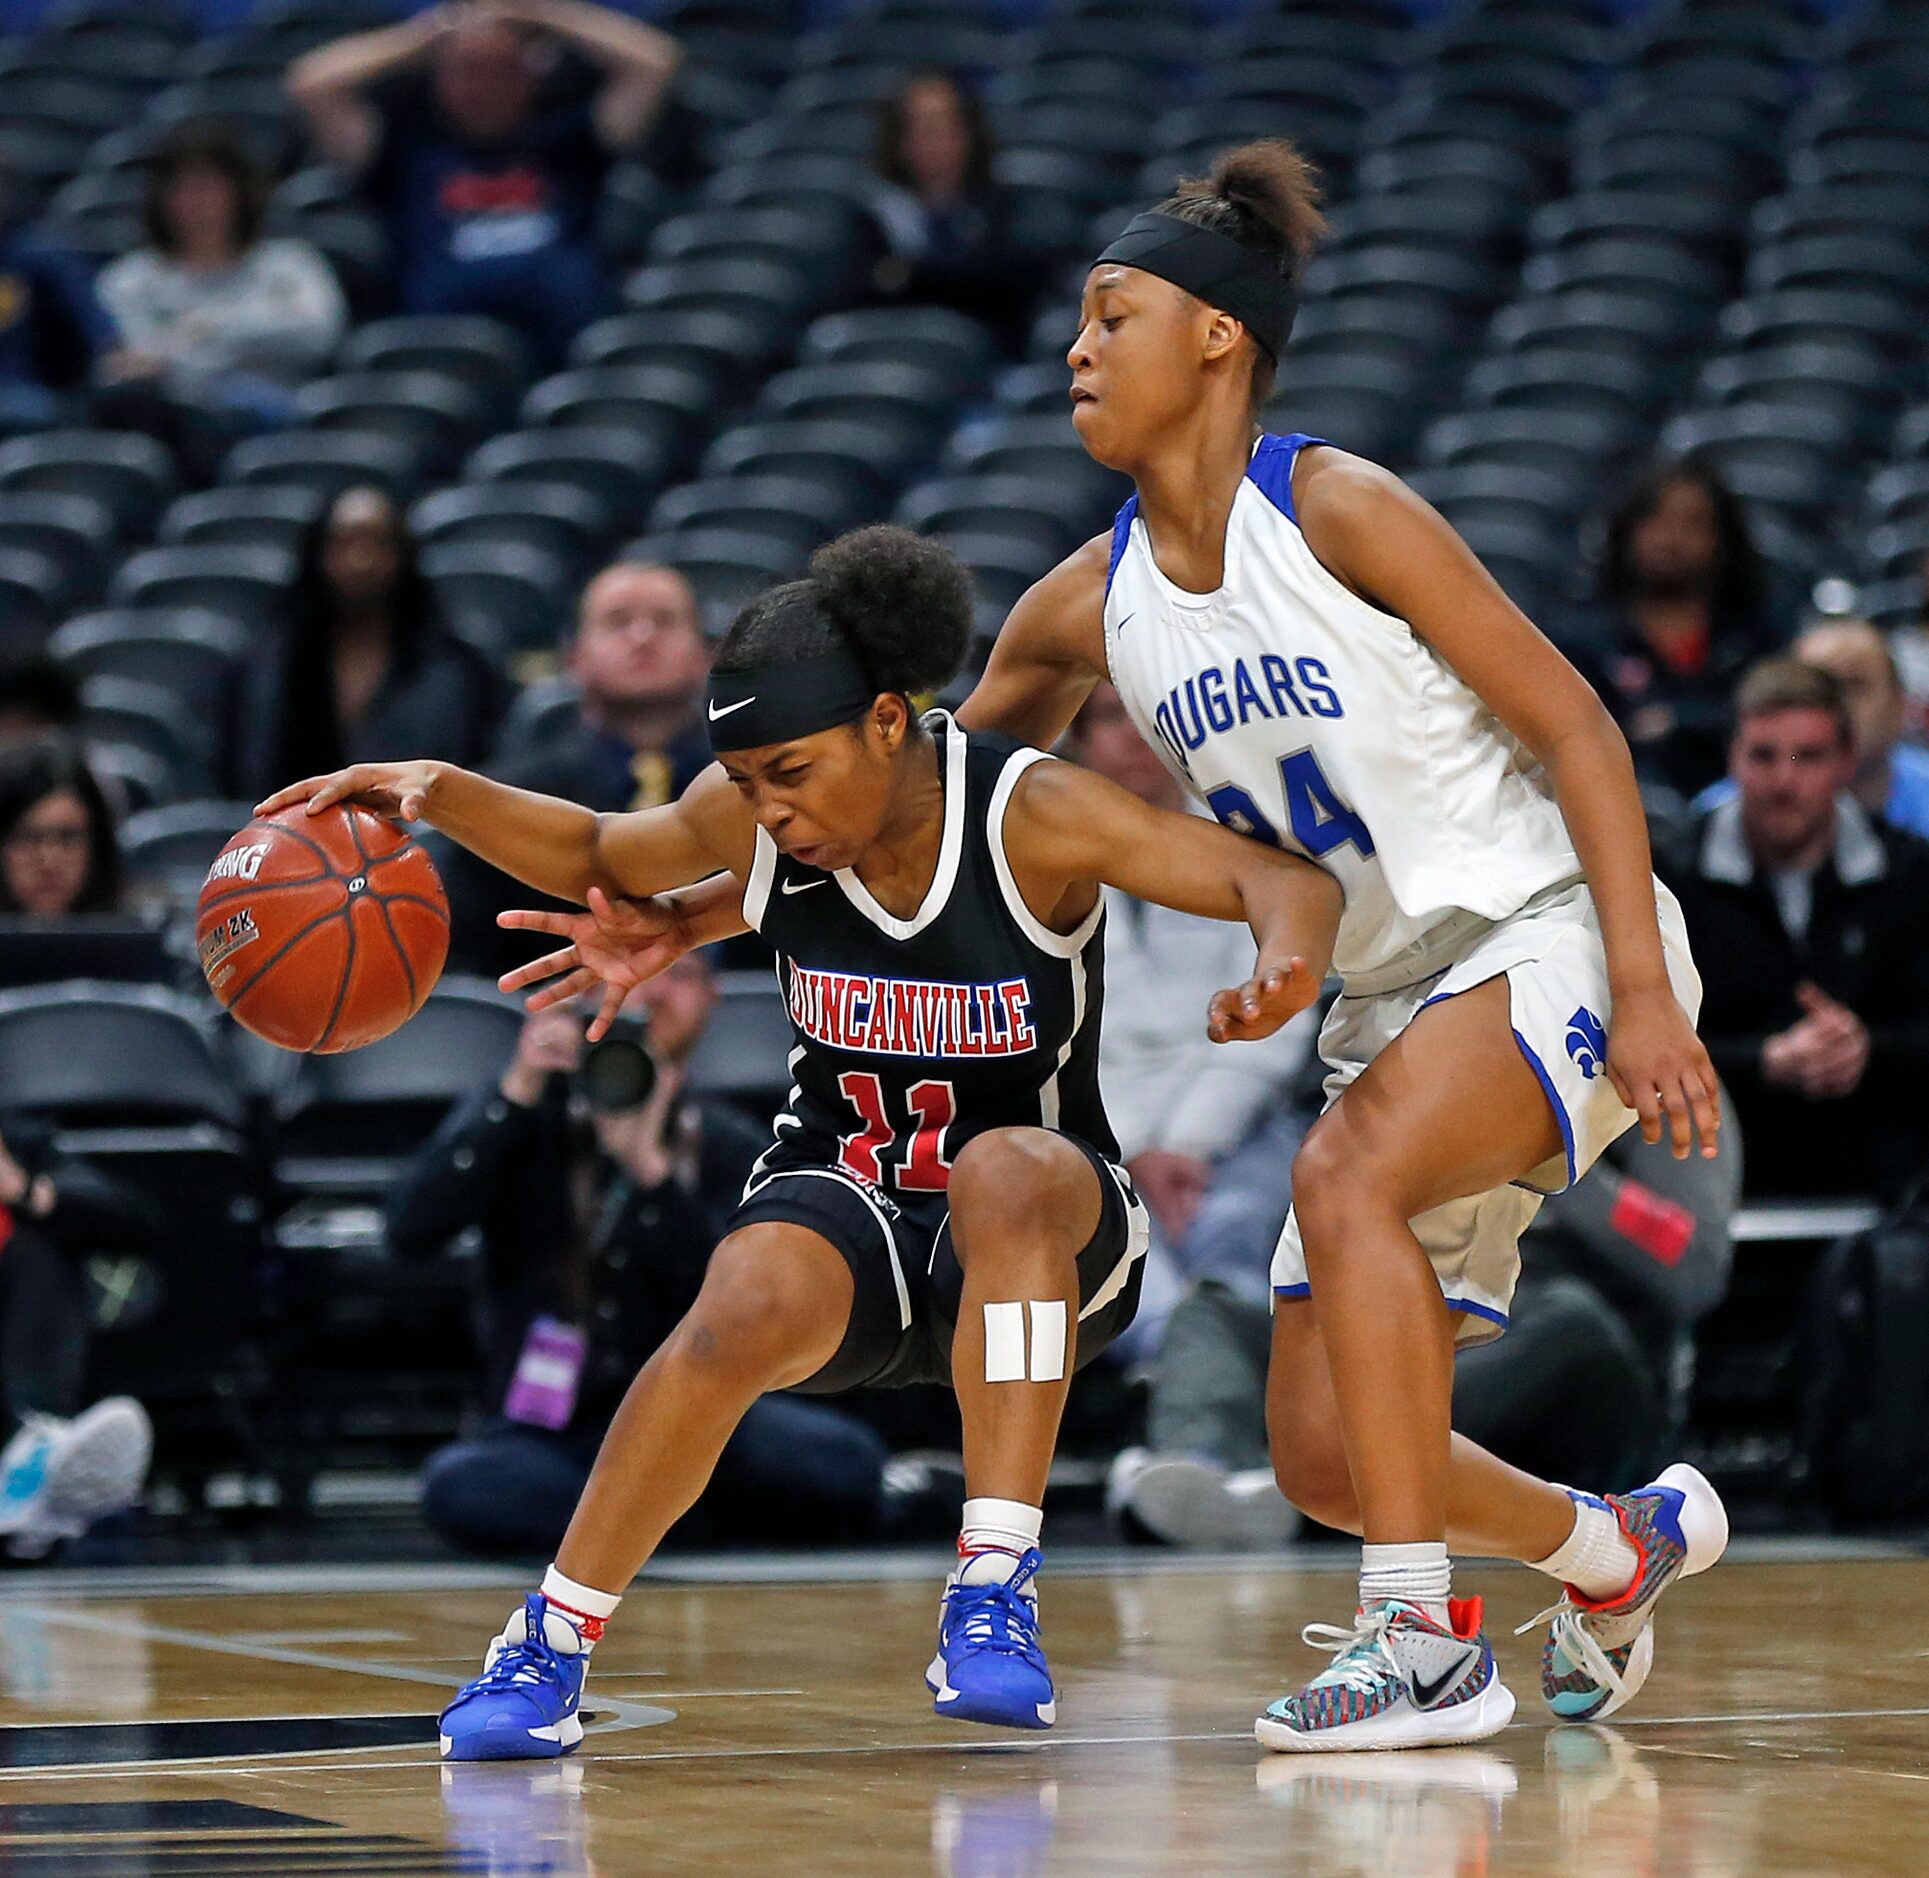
top-left (727, 1136), bottom-right (1149, 1394)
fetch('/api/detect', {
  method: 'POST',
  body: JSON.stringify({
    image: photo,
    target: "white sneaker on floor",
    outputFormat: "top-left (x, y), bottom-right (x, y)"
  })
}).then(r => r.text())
top-left (1114, 1451), bottom-right (1299, 1550)
top-left (0, 1398), bottom-right (152, 1557)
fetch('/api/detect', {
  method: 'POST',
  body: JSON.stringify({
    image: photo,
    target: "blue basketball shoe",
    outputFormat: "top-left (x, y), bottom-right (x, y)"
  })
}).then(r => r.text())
top-left (926, 1549), bottom-right (1056, 1729)
top-left (439, 1594), bottom-right (590, 1762)
top-left (1524, 1462), bottom-right (1728, 1722)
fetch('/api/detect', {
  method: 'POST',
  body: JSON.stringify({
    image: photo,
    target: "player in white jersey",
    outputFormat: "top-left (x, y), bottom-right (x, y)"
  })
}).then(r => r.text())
top-left (511, 140), bottom-right (1730, 1754)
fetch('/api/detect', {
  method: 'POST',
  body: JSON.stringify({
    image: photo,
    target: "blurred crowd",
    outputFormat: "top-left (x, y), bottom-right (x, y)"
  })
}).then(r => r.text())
top-left (2, 0), bottom-right (1928, 1561)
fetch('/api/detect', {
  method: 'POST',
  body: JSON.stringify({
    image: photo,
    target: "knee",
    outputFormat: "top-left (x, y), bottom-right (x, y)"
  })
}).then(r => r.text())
top-left (671, 1242), bottom-right (827, 1388)
top-left (1290, 1114), bottom-right (1405, 1252)
top-left (1269, 1430), bottom-right (1359, 1532)
top-left (949, 1129), bottom-right (1093, 1268)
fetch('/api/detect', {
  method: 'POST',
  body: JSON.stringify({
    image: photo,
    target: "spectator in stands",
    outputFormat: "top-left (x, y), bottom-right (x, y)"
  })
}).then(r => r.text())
top-left (395, 957), bottom-right (891, 1556)
top-left (1062, 684), bottom-right (1315, 1549)
top-left (221, 485), bottom-right (505, 801)
top-left (450, 560), bottom-right (711, 977)
top-left (0, 655), bottom-right (81, 750)
top-left (1570, 456), bottom-right (1780, 805)
top-left (92, 124), bottom-right (346, 483)
top-left (0, 1112), bottom-right (157, 1559)
top-left (1657, 657), bottom-right (1929, 1201)
top-left (0, 737), bottom-right (120, 918)
top-left (862, 70), bottom-right (1033, 352)
top-left (0, 158), bottom-right (112, 435)
top-left (1695, 618), bottom-right (1929, 843)
top-left (290, 0), bottom-right (682, 367)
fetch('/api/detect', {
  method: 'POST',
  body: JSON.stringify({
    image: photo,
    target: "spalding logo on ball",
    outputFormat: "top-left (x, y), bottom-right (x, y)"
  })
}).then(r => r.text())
top-left (196, 805), bottom-right (449, 1053)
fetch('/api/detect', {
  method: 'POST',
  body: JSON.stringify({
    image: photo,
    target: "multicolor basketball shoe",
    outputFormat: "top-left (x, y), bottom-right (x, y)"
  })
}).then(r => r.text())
top-left (1524, 1462), bottom-right (1729, 1722)
top-left (1256, 1597), bottom-right (1515, 1753)
top-left (439, 1594), bottom-right (591, 1761)
top-left (926, 1548), bottom-right (1057, 1729)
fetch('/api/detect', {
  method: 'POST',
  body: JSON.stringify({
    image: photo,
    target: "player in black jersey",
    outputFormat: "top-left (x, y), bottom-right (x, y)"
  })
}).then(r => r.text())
top-left (260, 526), bottom-right (1339, 1755)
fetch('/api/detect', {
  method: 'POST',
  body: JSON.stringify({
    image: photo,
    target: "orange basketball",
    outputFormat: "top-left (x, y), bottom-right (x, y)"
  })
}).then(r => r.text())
top-left (196, 805), bottom-right (449, 1053)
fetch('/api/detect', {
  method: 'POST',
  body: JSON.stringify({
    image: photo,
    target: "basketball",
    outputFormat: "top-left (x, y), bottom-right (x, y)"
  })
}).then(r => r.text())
top-left (196, 805), bottom-right (449, 1054)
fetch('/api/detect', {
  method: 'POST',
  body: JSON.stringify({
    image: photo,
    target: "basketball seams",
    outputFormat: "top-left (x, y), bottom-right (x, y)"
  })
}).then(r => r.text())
top-left (373, 892), bottom-right (421, 1014)
top-left (222, 902), bottom-right (351, 1014)
top-left (314, 902), bottom-right (360, 1052)
top-left (198, 870), bottom-right (333, 915)
top-left (372, 888), bottom-right (452, 928)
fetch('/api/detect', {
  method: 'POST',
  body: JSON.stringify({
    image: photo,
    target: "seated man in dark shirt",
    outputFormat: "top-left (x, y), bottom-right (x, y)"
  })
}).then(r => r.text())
top-left (394, 955), bottom-right (890, 1556)
top-left (1656, 656), bottom-right (1929, 1201)
top-left (446, 560), bottom-right (713, 977)
top-left (290, 0), bottom-right (681, 365)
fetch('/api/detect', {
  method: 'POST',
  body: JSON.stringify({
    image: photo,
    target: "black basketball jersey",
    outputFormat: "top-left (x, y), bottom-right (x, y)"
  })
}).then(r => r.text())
top-left (741, 713), bottom-right (1118, 1196)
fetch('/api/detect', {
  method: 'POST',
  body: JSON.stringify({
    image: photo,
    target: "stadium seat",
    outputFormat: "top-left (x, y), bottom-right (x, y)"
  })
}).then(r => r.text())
top-left (1355, 138), bottom-right (1545, 207)
top-left (1489, 289), bottom-right (1709, 358)
top-left (463, 428), bottom-right (673, 535)
top-left (800, 307), bottom-right (1001, 386)
top-left (108, 544), bottom-right (295, 631)
top-left (159, 485), bottom-right (323, 554)
top-left (222, 429), bottom-right (425, 503)
top-left (624, 255), bottom-right (818, 326)
top-left (1718, 286), bottom-right (1917, 362)
top-left (490, 674), bottom-right (582, 768)
top-left (1748, 231), bottom-right (1929, 298)
top-left (0, 430), bottom-right (176, 540)
top-left (1421, 406), bottom-right (1644, 473)
top-left (271, 978), bottom-right (524, 1185)
top-left (145, 77), bottom-right (300, 174)
top-left (119, 798), bottom-right (260, 915)
top-left (419, 540), bottom-right (574, 660)
top-left (50, 609), bottom-right (248, 722)
top-left (410, 483), bottom-right (613, 577)
top-left (687, 972), bottom-right (794, 1103)
top-left (649, 205), bottom-right (864, 305)
top-left (650, 475), bottom-right (870, 551)
top-left (0, 490), bottom-right (116, 605)
top-left (570, 307), bottom-right (777, 378)
top-left (935, 531), bottom-right (1058, 618)
top-left (1464, 349), bottom-right (1663, 415)
top-left (701, 417), bottom-right (924, 495)
top-left (622, 526), bottom-right (805, 615)
top-left (1572, 128), bottom-right (1775, 203)
top-left (294, 372), bottom-right (491, 482)
top-left (1520, 239), bottom-right (1729, 310)
top-left (0, 978), bottom-right (241, 1126)
top-left (1407, 460), bottom-right (1592, 532)
top-left (520, 364), bottom-right (715, 457)
top-left (757, 361), bottom-right (962, 447)
top-left (79, 674), bottom-right (211, 799)
top-left (0, 547), bottom-right (66, 644)
top-left (336, 317), bottom-right (534, 424)
top-left (897, 475), bottom-right (1107, 558)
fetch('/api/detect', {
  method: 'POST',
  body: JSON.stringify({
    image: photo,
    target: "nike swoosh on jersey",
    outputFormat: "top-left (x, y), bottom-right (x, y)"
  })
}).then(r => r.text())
top-left (707, 696), bottom-right (756, 721)
top-left (1409, 1650), bottom-right (1480, 1708)
top-left (780, 877), bottom-right (827, 894)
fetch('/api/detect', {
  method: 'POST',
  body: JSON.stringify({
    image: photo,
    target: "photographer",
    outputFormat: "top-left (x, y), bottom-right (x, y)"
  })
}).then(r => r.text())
top-left (394, 955), bottom-right (890, 1555)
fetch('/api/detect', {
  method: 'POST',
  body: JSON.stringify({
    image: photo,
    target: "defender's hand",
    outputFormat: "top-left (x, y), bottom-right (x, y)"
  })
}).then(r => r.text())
top-left (1207, 958), bottom-right (1318, 1044)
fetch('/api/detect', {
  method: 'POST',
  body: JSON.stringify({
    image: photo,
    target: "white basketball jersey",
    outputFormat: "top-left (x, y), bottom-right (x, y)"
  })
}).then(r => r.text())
top-left (1102, 433), bottom-right (1582, 983)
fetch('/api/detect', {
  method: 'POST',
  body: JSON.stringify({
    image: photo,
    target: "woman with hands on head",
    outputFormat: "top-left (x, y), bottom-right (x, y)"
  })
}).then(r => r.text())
top-left (259, 522), bottom-right (1337, 1759)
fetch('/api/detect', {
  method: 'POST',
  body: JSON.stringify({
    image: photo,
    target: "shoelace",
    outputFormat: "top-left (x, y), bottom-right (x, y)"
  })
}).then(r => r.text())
top-left (945, 1559), bottom-right (1044, 1664)
top-left (1299, 1606), bottom-right (1402, 1695)
top-left (1516, 1598), bottom-right (1630, 1703)
top-left (473, 1611), bottom-right (572, 1696)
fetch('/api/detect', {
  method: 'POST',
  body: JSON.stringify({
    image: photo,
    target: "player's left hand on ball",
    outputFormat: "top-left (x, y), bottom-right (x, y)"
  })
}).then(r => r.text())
top-left (1207, 958), bottom-right (1317, 1043)
top-left (1605, 986), bottom-right (1722, 1161)
top-left (255, 761), bottom-right (440, 825)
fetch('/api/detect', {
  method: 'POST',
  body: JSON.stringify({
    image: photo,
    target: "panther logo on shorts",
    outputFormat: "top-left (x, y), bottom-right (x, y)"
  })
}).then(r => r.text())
top-left (1564, 1006), bottom-right (1608, 1081)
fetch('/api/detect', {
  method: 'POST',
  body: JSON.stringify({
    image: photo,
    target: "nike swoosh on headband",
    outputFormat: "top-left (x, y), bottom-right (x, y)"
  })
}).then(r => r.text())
top-left (707, 696), bottom-right (756, 721)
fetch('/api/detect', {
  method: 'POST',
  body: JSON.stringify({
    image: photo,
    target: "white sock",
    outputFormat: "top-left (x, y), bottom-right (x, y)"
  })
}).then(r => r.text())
top-left (1359, 1541), bottom-right (1451, 1625)
top-left (957, 1496), bottom-right (1042, 1587)
top-left (1531, 1493), bottom-right (1640, 1601)
top-left (533, 1565), bottom-right (621, 1653)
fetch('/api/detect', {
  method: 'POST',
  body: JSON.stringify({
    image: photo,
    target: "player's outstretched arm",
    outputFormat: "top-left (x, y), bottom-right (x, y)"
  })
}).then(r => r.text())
top-left (255, 761), bottom-right (751, 908)
top-left (1006, 758), bottom-right (1341, 1043)
top-left (958, 536), bottom-right (1111, 749)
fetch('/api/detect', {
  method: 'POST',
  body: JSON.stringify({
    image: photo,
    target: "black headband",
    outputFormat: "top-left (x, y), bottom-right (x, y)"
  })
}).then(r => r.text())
top-left (1093, 209), bottom-right (1296, 360)
top-left (705, 647), bottom-right (877, 753)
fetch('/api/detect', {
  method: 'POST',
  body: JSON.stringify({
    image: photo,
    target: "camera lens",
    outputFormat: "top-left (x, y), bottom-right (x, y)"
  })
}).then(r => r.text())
top-left (578, 1035), bottom-right (657, 1114)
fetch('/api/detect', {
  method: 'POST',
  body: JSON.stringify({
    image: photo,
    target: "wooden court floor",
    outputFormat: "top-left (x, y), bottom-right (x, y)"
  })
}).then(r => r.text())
top-left (1, 1546), bottom-right (1925, 1876)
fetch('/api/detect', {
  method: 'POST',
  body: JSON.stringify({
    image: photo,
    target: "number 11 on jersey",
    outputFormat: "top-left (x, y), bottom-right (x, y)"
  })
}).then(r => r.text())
top-left (1206, 748), bottom-right (1375, 860)
top-left (837, 1070), bottom-right (957, 1191)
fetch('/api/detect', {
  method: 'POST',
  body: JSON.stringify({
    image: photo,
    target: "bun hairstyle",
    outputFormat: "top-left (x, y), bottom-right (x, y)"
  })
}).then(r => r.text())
top-left (1157, 138), bottom-right (1326, 402)
top-left (714, 524), bottom-right (973, 703)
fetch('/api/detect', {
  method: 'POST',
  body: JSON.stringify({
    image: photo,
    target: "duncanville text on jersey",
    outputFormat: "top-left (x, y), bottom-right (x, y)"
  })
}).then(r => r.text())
top-left (786, 964), bottom-right (1041, 1058)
